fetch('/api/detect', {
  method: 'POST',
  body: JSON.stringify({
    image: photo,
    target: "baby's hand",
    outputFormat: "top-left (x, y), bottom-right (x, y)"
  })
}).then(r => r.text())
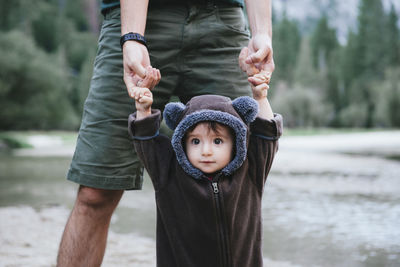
top-left (132, 87), bottom-right (153, 112)
top-left (248, 71), bottom-right (271, 100)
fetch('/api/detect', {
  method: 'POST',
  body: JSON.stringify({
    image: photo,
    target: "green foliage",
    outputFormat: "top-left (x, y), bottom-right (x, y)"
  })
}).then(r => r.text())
top-left (0, 1), bottom-right (38, 32)
top-left (0, 133), bottom-right (33, 149)
top-left (356, 0), bottom-right (387, 79)
top-left (271, 83), bottom-right (333, 127)
top-left (31, 1), bottom-right (61, 52)
top-left (310, 15), bottom-right (338, 70)
top-left (0, 1), bottom-right (19, 31)
top-left (293, 37), bottom-right (322, 87)
top-left (271, 0), bottom-right (400, 128)
top-left (71, 49), bottom-right (96, 114)
top-left (272, 12), bottom-right (301, 82)
top-left (386, 5), bottom-right (400, 67)
top-left (373, 68), bottom-right (400, 127)
top-left (340, 31), bottom-right (359, 89)
top-left (0, 0), bottom-right (98, 130)
top-left (64, 0), bottom-right (91, 31)
top-left (337, 102), bottom-right (368, 128)
top-left (0, 31), bottom-right (79, 130)
top-left (337, 78), bottom-right (372, 127)
top-left (335, 0), bottom-right (396, 128)
top-left (65, 31), bottom-right (98, 71)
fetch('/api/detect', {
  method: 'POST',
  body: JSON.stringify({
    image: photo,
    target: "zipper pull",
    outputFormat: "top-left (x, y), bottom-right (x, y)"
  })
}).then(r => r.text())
top-left (212, 182), bottom-right (219, 194)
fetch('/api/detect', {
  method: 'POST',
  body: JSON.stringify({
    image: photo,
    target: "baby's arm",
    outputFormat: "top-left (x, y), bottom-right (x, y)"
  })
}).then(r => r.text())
top-left (248, 72), bottom-right (274, 120)
top-left (128, 66), bottom-right (160, 119)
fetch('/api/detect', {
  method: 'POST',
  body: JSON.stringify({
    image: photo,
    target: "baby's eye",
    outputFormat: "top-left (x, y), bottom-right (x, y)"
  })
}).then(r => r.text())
top-left (214, 138), bottom-right (223, 145)
top-left (191, 138), bottom-right (200, 145)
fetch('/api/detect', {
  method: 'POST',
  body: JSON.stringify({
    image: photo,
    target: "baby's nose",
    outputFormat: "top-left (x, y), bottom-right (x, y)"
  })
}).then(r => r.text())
top-left (201, 143), bottom-right (213, 155)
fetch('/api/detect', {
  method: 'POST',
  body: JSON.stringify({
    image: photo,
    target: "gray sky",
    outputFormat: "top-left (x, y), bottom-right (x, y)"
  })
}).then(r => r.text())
top-left (273, 0), bottom-right (400, 44)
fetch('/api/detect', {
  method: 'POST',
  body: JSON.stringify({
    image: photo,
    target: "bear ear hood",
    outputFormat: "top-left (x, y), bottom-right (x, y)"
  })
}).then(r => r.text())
top-left (163, 95), bottom-right (258, 179)
top-left (164, 102), bottom-right (186, 130)
top-left (164, 95), bottom-right (258, 131)
top-left (232, 96), bottom-right (258, 124)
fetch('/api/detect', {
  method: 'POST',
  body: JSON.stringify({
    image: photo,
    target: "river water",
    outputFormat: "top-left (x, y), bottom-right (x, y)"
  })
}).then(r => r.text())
top-left (0, 131), bottom-right (399, 267)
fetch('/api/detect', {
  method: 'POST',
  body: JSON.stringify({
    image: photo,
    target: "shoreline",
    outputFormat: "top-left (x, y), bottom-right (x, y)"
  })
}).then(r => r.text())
top-left (0, 205), bottom-right (300, 267)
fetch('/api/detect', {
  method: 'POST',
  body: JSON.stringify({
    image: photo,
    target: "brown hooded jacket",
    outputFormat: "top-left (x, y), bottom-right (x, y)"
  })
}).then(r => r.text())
top-left (128, 95), bottom-right (282, 267)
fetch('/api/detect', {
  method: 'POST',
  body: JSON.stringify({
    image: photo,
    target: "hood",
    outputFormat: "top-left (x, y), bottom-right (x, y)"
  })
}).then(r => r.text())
top-left (163, 95), bottom-right (258, 179)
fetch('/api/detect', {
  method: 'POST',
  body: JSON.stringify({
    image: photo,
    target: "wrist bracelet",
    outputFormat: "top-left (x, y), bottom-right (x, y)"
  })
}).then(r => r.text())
top-left (120, 32), bottom-right (147, 49)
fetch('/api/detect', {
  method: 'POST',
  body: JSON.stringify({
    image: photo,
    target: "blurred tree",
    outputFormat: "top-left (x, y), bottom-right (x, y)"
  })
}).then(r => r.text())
top-left (386, 68), bottom-right (400, 127)
top-left (386, 4), bottom-right (400, 67)
top-left (293, 37), bottom-right (320, 87)
top-left (0, 31), bottom-right (79, 130)
top-left (272, 11), bottom-right (301, 83)
top-left (0, 1), bottom-right (38, 33)
top-left (31, 1), bottom-right (61, 53)
top-left (373, 68), bottom-right (400, 127)
top-left (0, 0), bottom-right (99, 130)
top-left (310, 15), bottom-right (339, 71)
top-left (340, 31), bottom-right (359, 90)
top-left (309, 15), bottom-right (342, 125)
top-left (64, 30), bottom-right (98, 71)
top-left (324, 47), bottom-right (342, 126)
top-left (65, 0), bottom-right (91, 32)
top-left (343, 0), bottom-right (387, 127)
top-left (271, 84), bottom-right (331, 127)
top-left (355, 0), bottom-right (387, 79)
top-left (0, 1), bottom-right (19, 31)
top-left (70, 49), bottom-right (96, 115)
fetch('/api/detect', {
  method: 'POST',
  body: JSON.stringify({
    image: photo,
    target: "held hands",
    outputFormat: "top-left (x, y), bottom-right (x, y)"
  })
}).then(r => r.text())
top-left (239, 46), bottom-right (272, 100)
top-left (128, 66), bottom-right (161, 115)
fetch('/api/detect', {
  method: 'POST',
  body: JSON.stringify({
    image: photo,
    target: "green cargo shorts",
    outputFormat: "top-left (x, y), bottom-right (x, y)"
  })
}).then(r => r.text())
top-left (67, 2), bottom-right (252, 190)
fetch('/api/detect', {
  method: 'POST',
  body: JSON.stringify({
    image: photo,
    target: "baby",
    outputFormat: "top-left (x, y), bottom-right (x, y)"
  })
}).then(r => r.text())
top-left (128, 66), bottom-right (282, 267)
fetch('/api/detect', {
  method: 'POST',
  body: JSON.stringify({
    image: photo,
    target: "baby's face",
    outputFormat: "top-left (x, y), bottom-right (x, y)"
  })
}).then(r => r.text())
top-left (185, 123), bottom-right (233, 174)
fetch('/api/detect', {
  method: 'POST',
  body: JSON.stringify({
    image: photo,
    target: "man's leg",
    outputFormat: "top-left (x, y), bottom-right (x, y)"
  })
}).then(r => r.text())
top-left (57, 186), bottom-right (123, 267)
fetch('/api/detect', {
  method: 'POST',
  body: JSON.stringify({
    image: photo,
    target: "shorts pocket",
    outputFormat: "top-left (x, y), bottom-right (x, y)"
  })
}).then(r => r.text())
top-left (215, 6), bottom-right (250, 36)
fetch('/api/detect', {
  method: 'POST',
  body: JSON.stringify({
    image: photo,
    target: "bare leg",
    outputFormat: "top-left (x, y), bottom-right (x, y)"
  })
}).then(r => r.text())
top-left (57, 186), bottom-right (124, 267)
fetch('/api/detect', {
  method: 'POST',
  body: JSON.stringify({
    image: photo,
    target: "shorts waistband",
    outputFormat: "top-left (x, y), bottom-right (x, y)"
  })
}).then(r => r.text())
top-left (102, 1), bottom-right (241, 17)
top-left (149, 0), bottom-right (241, 8)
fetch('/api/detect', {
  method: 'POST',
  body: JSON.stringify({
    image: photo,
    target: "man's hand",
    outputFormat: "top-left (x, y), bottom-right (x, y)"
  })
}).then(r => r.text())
top-left (239, 34), bottom-right (274, 76)
top-left (123, 41), bottom-right (151, 95)
top-left (239, 47), bottom-right (260, 76)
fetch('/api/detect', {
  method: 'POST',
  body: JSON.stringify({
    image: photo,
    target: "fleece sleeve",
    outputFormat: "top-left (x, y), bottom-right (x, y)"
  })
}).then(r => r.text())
top-left (128, 109), bottom-right (174, 191)
top-left (247, 113), bottom-right (283, 192)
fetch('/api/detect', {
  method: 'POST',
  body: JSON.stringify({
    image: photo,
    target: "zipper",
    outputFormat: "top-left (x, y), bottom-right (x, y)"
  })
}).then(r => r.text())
top-left (211, 180), bottom-right (230, 267)
top-left (212, 182), bottom-right (219, 193)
